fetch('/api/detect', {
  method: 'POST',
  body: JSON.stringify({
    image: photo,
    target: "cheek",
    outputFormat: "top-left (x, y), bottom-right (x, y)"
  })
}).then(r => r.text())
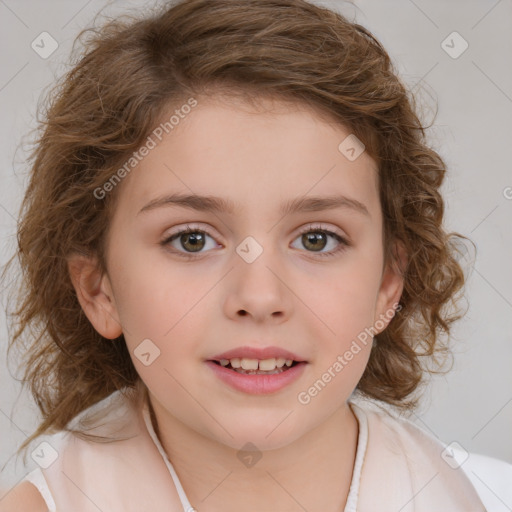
top-left (305, 255), bottom-right (382, 336)
top-left (110, 256), bottom-right (219, 381)
top-left (296, 247), bottom-right (382, 389)
top-left (108, 241), bottom-right (208, 337)
top-left (295, 280), bottom-right (375, 417)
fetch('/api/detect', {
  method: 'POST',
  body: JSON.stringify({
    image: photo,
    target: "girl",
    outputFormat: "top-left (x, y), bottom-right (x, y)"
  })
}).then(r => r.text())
top-left (1, 0), bottom-right (509, 510)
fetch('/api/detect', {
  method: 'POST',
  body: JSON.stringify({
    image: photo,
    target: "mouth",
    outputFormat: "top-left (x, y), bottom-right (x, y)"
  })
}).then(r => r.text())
top-left (205, 358), bottom-right (308, 394)
top-left (208, 357), bottom-right (303, 375)
top-left (205, 346), bottom-right (308, 393)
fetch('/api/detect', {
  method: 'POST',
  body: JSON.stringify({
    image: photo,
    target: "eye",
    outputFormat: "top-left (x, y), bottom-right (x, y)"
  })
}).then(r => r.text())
top-left (290, 224), bottom-right (350, 258)
top-left (161, 223), bottom-right (350, 259)
top-left (161, 225), bottom-right (220, 257)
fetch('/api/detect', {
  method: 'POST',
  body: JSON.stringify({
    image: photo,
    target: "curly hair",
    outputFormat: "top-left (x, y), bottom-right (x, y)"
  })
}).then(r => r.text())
top-left (2, 0), bottom-right (471, 458)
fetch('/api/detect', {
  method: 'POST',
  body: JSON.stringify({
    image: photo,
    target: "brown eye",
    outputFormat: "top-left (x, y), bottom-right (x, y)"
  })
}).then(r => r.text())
top-left (178, 232), bottom-right (206, 252)
top-left (162, 227), bottom-right (220, 257)
top-left (291, 225), bottom-right (350, 258)
top-left (301, 232), bottom-right (328, 252)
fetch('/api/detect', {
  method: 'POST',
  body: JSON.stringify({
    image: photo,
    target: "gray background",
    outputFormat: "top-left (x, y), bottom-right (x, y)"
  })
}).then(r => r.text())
top-left (1, 0), bottom-right (511, 491)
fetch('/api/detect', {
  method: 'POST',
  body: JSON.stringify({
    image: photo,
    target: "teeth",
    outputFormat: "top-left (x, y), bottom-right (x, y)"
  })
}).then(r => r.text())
top-left (258, 358), bottom-right (278, 371)
top-left (241, 358), bottom-right (259, 370)
top-left (217, 357), bottom-right (296, 371)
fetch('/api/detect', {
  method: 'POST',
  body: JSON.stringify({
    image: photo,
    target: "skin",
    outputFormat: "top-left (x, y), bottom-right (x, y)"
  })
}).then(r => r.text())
top-left (68, 94), bottom-right (405, 512)
top-left (0, 481), bottom-right (48, 512)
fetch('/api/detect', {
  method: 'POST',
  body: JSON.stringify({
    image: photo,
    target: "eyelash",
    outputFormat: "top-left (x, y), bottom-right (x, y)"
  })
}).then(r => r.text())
top-left (295, 224), bottom-right (350, 258)
top-left (160, 223), bottom-right (350, 260)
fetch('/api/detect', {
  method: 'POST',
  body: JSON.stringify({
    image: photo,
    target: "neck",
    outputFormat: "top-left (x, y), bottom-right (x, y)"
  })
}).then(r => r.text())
top-left (147, 393), bottom-right (359, 512)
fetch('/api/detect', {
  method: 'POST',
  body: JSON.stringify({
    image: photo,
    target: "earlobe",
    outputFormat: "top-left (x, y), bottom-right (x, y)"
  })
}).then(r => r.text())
top-left (67, 253), bottom-right (123, 339)
top-left (373, 241), bottom-right (407, 334)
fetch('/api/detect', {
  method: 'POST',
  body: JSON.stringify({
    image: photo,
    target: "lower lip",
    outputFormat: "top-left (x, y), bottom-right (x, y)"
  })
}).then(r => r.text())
top-left (205, 361), bottom-right (308, 394)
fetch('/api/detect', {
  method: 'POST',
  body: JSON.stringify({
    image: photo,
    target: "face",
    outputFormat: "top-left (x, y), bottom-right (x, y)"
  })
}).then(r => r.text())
top-left (71, 94), bottom-right (404, 451)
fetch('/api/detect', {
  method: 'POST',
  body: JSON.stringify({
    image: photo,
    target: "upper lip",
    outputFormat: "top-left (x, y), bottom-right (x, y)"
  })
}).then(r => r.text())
top-left (208, 346), bottom-right (307, 362)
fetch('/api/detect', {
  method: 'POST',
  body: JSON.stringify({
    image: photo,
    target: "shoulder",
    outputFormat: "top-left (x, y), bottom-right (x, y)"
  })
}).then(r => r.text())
top-left (0, 388), bottom-right (142, 512)
top-left (354, 400), bottom-right (464, 476)
top-left (351, 398), bottom-right (509, 510)
top-left (0, 481), bottom-right (48, 512)
top-left (352, 398), bottom-right (454, 457)
top-left (40, 387), bottom-right (145, 477)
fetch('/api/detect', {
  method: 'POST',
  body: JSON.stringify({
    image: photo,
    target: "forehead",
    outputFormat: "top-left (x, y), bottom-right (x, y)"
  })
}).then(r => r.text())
top-left (113, 94), bottom-right (380, 220)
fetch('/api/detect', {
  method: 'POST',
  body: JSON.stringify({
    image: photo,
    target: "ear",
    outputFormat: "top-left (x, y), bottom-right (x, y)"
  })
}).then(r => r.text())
top-left (67, 253), bottom-right (123, 339)
top-left (373, 240), bottom-right (407, 334)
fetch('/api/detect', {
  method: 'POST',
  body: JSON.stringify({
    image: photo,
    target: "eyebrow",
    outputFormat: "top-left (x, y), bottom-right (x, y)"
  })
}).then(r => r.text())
top-left (137, 193), bottom-right (370, 217)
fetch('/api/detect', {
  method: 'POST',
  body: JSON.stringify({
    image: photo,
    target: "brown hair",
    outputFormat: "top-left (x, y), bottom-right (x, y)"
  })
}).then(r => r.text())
top-left (2, 0), bottom-right (471, 458)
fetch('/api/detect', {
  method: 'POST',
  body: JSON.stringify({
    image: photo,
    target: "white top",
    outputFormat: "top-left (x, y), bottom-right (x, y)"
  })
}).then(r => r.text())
top-left (22, 397), bottom-right (368, 512)
top-left (19, 387), bottom-right (512, 511)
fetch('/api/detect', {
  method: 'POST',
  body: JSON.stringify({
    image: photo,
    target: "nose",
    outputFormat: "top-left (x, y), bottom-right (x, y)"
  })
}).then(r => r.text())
top-left (223, 248), bottom-right (293, 324)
